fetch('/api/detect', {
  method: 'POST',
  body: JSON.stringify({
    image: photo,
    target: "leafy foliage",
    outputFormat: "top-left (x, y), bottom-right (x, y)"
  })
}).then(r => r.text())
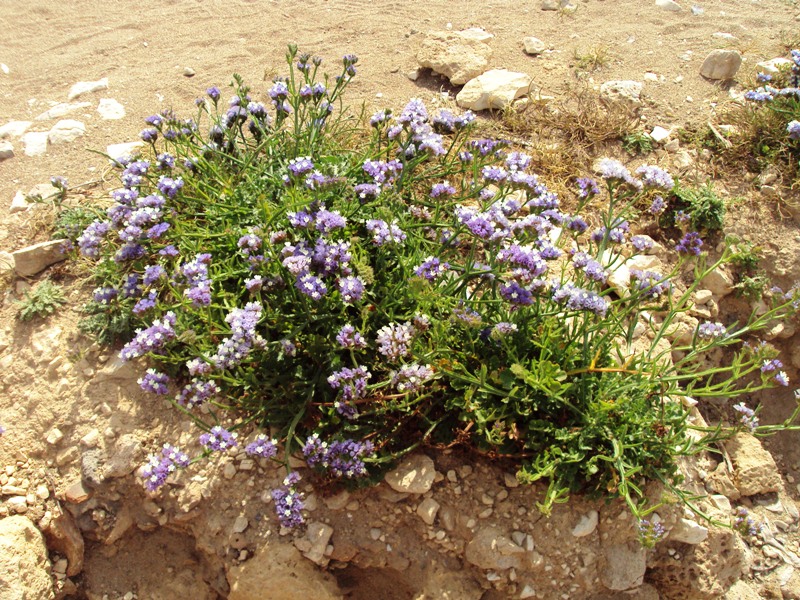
top-left (16, 280), bottom-right (67, 321)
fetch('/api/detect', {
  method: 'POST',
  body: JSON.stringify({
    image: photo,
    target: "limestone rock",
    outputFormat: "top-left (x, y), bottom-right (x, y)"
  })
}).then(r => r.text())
top-left (571, 510), bottom-right (599, 537)
top-left (416, 497), bottom-right (441, 525)
top-left (523, 37), bottom-right (546, 56)
top-left (599, 542), bottom-right (647, 591)
top-left (106, 141), bottom-right (144, 163)
top-left (456, 69), bottom-right (532, 111)
top-left (302, 522), bottom-right (334, 566)
top-left (0, 121), bottom-right (32, 139)
top-left (97, 98), bottom-right (126, 120)
top-left (105, 434), bottom-right (142, 478)
top-left (699, 50), bottom-right (742, 81)
top-left (670, 518), bottom-right (709, 544)
top-left (34, 102), bottom-right (91, 121)
top-left (385, 454), bottom-right (436, 494)
top-left (67, 77), bottom-right (109, 100)
top-left (0, 252), bottom-right (14, 277)
top-left (22, 131), bottom-right (48, 157)
top-left (700, 267), bottom-right (734, 299)
top-left (0, 515), bottom-right (54, 600)
top-left (756, 57), bottom-right (793, 75)
top-left (10, 191), bottom-right (28, 214)
top-left (705, 463), bottom-right (741, 500)
top-left (600, 80), bottom-right (643, 108)
top-left (541, 0), bottom-right (558, 8)
top-left (227, 539), bottom-right (341, 600)
top-left (656, 0), bottom-right (682, 11)
top-left (464, 526), bottom-right (526, 571)
top-left (41, 508), bottom-right (84, 577)
top-left (12, 240), bottom-right (68, 277)
top-left (456, 28), bottom-right (494, 43)
top-left (649, 126), bottom-right (671, 143)
top-left (48, 119), bottom-right (86, 144)
top-left (0, 140), bottom-right (13, 161)
top-left (416, 30), bottom-right (492, 85)
top-left (725, 433), bottom-right (782, 496)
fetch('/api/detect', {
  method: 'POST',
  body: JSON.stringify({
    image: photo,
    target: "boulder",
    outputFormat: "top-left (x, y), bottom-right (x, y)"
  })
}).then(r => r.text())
top-left (12, 240), bottom-right (68, 277)
top-left (699, 50), bottom-right (742, 81)
top-left (0, 516), bottom-right (54, 600)
top-left (416, 30), bottom-right (492, 85)
top-left (725, 433), bottom-right (782, 496)
top-left (456, 69), bottom-right (532, 111)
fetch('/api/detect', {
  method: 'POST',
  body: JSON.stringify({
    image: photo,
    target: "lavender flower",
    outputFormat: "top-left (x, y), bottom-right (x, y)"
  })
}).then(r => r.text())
top-left (596, 158), bottom-right (642, 189)
top-left (392, 363), bottom-right (434, 393)
top-left (576, 177), bottom-right (600, 198)
top-left (271, 473), bottom-right (305, 528)
top-left (186, 358), bottom-right (211, 376)
top-left (140, 444), bottom-right (190, 492)
top-left (491, 322), bottom-right (518, 339)
top-left (481, 165), bottom-right (508, 184)
top-left (430, 182), bottom-right (456, 198)
top-left (365, 219), bottom-right (406, 246)
top-left (302, 435), bottom-right (375, 479)
top-left (78, 220), bottom-right (112, 258)
top-left (315, 208), bottom-right (347, 234)
top-left (355, 183), bottom-right (381, 201)
top-left (649, 195), bottom-right (667, 215)
top-left (774, 371), bottom-right (790, 386)
top-left (138, 369), bottom-right (170, 395)
top-left (211, 302), bottom-right (264, 370)
top-left (328, 366), bottom-right (371, 402)
top-left (505, 151), bottom-right (532, 172)
top-left (93, 286), bottom-right (118, 304)
top-left (631, 269), bottom-right (670, 298)
top-left (206, 86), bottom-right (221, 102)
top-left (631, 236), bottom-right (653, 252)
top-left (733, 403), bottom-right (759, 431)
top-left (635, 165), bottom-right (674, 190)
top-left (788, 120), bottom-right (800, 141)
top-left (500, 282), bottom-right (534, 306)
top-left (637, 519), bottom-right (666, 548)
top-left (140, 128), bottom-right (158, 143)
top-left (697, 322), bottom-right (727, 340)
top-left (676, 232), bottom-right (703, 256)
top-left (376, 322), bottom-right (414, 361)
top-left (181, 254), bottom-right (212, 307)
top-left (176, 379), bottom-right (220, 407)
top-left (245, 434), bottom-right (278, 459)
top-left (156, 176), bottom-right (184, 199)
top-left (295, 272), bottom-right (327, 301)
top-left (133, 290), bottom-right (158, 315)
top-left (566, 216), bottom-right (589, 234)
top-left (338, 276), bottom-right (365, 304)
top-left (287, 156), bottom-right (314, 177)
top-left (120, 312), bottom-right (177, 361)
top-left (733, 507), bottom-right (761, 537)
top-left (336, 324), bottom-right (367, 349)
top-left (199, 426), bottom-right (238, 452)
top-left (552, 282), bottom-right (609, 316)
top-left (414, 256), bottom-right (450, 281)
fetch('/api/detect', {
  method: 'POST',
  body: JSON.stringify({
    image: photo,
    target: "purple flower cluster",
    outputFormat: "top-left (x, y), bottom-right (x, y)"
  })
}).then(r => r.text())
top-left (596, 158), bottom-right (642, 189)
top-left (630, 236), bottom-right (654, 253)
top-left (78, 220), bottom-right (112, 258)
top-left (497, 244), bottom-right (548, 279)
top-left (287, 156), bottom-right (315, 178)
top-left (93, 286), bottom-right (118, 304)
top-left (631, 269), bottom-right (670, 298)
top-left (121, 312), bottom-right (178, 361)
top-left (365, 219), bottom-right (406, 246)
top-left (376, 322), bottom-right (414, 361)
top-left (675, 232), bottom-right (703, 256)
top-left (392, 363), bottom-right (435, 393)
top-left (649, 195), bottom-right (667, 215)
top-left (733, 507), bottom-right (760, 537)
top-left (591, 221), bottom-right (629, 245)
top-left (140, 444), bottom-right (190, 492)
top-left (176, 379), bottom-right (220, 407)
top-left (338, 276), bottom-right (365, 303)
top-left (336, 324), bottom-right (367, 349)
top-left (211, 302), bottom-right (264, 370)
top-left (295, 271), bottom-right (327, 300)
top-left (788, 120), bottom-right (800, 140)
top-left (552, 282), bottom-right (609, 317)
top-left (576, 177), bottom-right (600, 198)
top-left (362, 159), bottom-right (403, 185)
top-left (637, 519), bottom-right (666, 548)
top-left (431, 108), bottom-right (474, 133)
top-left (138, 368), bottom-right (170, 395)
top-left (271, 472), bottom-right (305, 528)
top-left (430, 182), bottom-right (456, 198)
top-left (635, 165), bottom-right (674, 190)
top-left (491, 322), bottom-right (518, 339)
top-left (500, 281), bottom-right (534, 306)
top-left (414, 256), bottom-right (450, 281)
top-left (733, 403), bottom-right (759, 432)
top-left (697, 322), bottom-right (727, 340)
top-left (327, 366), bottom-right (371, 410)
top-left (199, 425), bottom-right (238, 452)
top-left (302, 434), bottom-right (376, 479)
top-left (245, 434), bottom-right (278, 459)
top-left (572, 252), bottom-right (607, 283)
top-left (181, 253), bottom-right (213, 306)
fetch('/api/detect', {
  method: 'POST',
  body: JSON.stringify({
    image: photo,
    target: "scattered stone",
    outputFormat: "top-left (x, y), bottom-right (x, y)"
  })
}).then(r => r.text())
top-left (523, 37), bottom-right (546, 56)
top-left (183, 67), bottom-right (196, 77)
top-left (712, 32), bottom-right (737, 41)
top-left (456, 28), bottom-right (494, 43)
top-left (725, 433), bottom-right (782, 496)
top-left (67, 77), bottom-right (109, 100)
top-left (416, 497), bottom-right (441, 525)
top-left (302, 522), bottom-right (334, 566)
top-left (649, 126), bottom-right (671, 143)
top-left (80, 429), bottom-right (99, 448)
top-left (465, 526), bottom-right (526, 570)
top-left (541, 0), bottom-right (558, 9)
top-left (12, 240), bottom-right (68, 276)
top-left (699, 50), bottom-right (742, 81)
top-left (42, 508), bottom-right (84, 577)
top-left (384, 454), bottom-right (436, 494)
top-left (64, 479), bottom-right (91, 504)
top-left (504, 472), bottom-right (519, 488)
top-left (757, 57), bottom-right (793, 74)
top-left (97, 98), bottom-right (126, 120)
top-left (0, 515), bottom-right (54, 599)
top-left (22, 131), bottom-right (49, 156)
top-left (35, 485), bottom-right (50, 500)
top-left (656, 0), bottom-right (682, 11)
top-left (222, 462), bottom-right (237, 480)
top-left (7, 496), bottom-right (28, 514)
top-left (599, 542), bottom-right (647, 591)
top-left (0, 64), bottom-right (7, 74)
top-left (456, 69), bottom-right (532, 111)
top-left (46, 428), bottom-right (64, 445)
top-left (0, 120), bottom-right (32, 139)
top-left (670, 518), bottom-right (709, 544)
top-left (691, 5), bottom-right (704, 14)
top-left (48, 119), bottom-right (86, 145)
top-left (239, 459), bottom-right (254, 471)
top-left (232, 516), bottom-right (249, 533)
top-left (672, 149), bottom-right (693, 171)
top-left (0, 140), bottom-right (13, 161)
top-left (105, 434), bottom-right (141, 478)
top-left (416, 30), bottom-right (493, 85)
top-left (599, 80), bottom-right (643, 108)
top-left (81, 448), bottom-right (106, 487)
top-left (106, 141), bottom-right (144, 162)
top-left (701, 267), bottom-right (734, 299)
top-left (323, 489), bottom-right (350, 510)
top-left (34, 102), bottom-right (91, 121)
top-left (520, 584), bottom-right (536, 598)
top-left (2, 485), bottom-right (26, 496)
top-left (9, 191), bottom-right (28, 214)
top-left (27, 182), bottom-right (60, 201)
top-left (571, 510), bottom-right (599, 537)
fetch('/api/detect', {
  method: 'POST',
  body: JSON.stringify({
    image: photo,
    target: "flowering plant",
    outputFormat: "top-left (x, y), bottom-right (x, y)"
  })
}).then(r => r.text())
top-left (73, 46), bottom-right (800, 531)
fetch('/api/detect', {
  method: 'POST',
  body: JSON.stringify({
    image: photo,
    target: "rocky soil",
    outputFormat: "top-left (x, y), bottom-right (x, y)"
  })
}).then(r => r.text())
top-left (3, 0), bottom-right (800, 598)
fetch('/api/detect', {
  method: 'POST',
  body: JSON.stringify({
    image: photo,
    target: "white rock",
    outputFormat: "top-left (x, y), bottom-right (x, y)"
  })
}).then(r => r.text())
top-left (0, 63), bottom-right (8, 74)
top-left (232, 516), bottom-right (249, 533)
top-left (46, 428), bottom-right (64, 445)
top-left (600, 80), bottom-right (643, 107)
top-left (699, 50), bottom-right (742, 81)
top-left (34, 102), bottom-right (91, 121)
top-left (726, 433), bottom-right (782, 496)
top-left (416, 497), bottom-right (441, 525)
top-left (599, 542), bottom-right (647, 590)
top-left (701, 267), bottom-right (734, 299)
top-left (669, 518), bottom-right (709, 544)
top-left (303, 522), bottom-right (334, 566)
top-left (80, 429), bottom-right (100, 448)
top-left (465, 526), bottom-right (526, 570)
top-left (571, 510), bottom-right (599, 537)
top-left (649, 126), bottom-right (671, 143)
top-left (10, 191), bottom-right (28, 214)
top-left (12, 240), bottom-right (68, 277)
top-left (0, 121), bottom-right (32, 139)
top-left (48, 120), bottom-right (86, 144)
top-left (656, 0), bottom-right (682, 10)
top-left (22, 131), bottom-right (48, 156)
top-left (106, 141), bottom-right (144, 163)
top-left (712, 32), bottom-right (737, 41)
top-left (523, 37), bottom-right (546, 56)
top-left (384, 454), bottom-right (436, 494)
top-left (67, 77), bottom-right (109, 100)
top-left (97, 98), bottom-right (126, 120)
top-left (0, 141), bottom-right (13, 161)
top-left (520, 584), bottom-right (536, 599)
top-left (457, 28), bottom-right (494, 43)
top-left (416, 30), bottom-right (493, 85)
top-left (183, 67), bottom-right (196, 77)
top-left (0, 516), bottom-right (53, 599)
top-left (756, 57), bottom-right (793, 75)
top-left (456, 69), bottom-right (532, 111)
